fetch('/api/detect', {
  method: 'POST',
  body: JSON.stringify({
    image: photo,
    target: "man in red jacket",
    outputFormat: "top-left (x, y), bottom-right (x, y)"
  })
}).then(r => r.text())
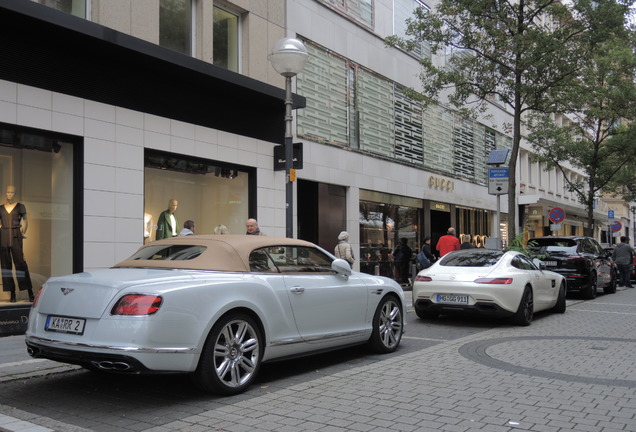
top-left (436, 227), bottom-right (460, 257)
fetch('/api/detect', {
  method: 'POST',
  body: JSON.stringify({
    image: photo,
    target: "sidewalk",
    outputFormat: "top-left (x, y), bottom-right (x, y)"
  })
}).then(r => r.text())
top-left (0, 287), bottom-right (635, 432)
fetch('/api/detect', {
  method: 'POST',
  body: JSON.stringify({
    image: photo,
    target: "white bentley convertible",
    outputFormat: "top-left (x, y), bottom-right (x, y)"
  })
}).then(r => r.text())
top-left (25, 235), bottom-right (405, 394)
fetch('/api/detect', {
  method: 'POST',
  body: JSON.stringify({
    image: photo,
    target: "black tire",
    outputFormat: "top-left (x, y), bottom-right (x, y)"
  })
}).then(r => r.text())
top-left (512, 287), bottom-right (533, 326)
top-left (415, 307), bottom-right (439, 320)
top-left (552, 282), bottom-right (566, 313)
top-left (193, 313), bottom-right (262, 395)
top-left (584, 273), bottom-right (598, 299)
top-left (369, 296), bottom-right (403, 353)
top-left (604, 270), bottom-right (617, 294)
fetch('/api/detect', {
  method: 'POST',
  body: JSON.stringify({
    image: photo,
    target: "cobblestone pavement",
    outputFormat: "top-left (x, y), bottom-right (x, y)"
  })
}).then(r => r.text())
top-left (1, 288), bottom-right (635, 432)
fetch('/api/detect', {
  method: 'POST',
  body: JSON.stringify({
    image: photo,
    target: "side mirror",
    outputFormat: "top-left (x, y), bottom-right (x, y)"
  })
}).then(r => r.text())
top-left (332, 258), bottom-right (352, 276)
top-left (533, 258), bottom-right (546, 270)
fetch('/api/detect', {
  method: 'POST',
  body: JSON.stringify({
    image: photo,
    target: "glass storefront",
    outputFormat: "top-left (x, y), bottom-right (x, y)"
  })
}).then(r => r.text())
top-left (456, 206), bottom-right (492, 248)
top-left (0, 124), bottom-right (77, 304)
top-left (144, 151), bottom-right (251, 239)
top-left (359, 190), bottom-right (421, 279)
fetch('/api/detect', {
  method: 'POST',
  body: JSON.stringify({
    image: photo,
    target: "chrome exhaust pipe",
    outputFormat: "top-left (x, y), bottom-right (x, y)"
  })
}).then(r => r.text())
top-left (27, 346), bottom-right (39, 357)
top-left (92, 360), bottom-right (133, 371)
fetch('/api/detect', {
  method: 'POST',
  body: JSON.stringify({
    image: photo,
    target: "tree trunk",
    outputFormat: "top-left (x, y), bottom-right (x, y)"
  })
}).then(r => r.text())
top-left (508, 80), bottom-right (523, 246)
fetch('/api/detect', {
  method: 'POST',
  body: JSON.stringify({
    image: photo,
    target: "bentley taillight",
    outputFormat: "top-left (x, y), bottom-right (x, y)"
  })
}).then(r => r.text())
top-left (32, 288), bottom-right (43, 308)
top-left (111, 295), bottom-right (163, 316)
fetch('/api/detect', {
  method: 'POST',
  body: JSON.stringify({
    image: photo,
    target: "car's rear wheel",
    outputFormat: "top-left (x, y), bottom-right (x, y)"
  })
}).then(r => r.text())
top-left (193, 313), bottom-right (262, 395)
top-left (604, 270), bottom-right (617, 294)
top-left (552, 282), bottom-right (566, 313)
top-left (369, 295), bottom-right (403, 353)
top-left (584, 273), bottom-right (598, 299)
top-left (512, 287), bottom-right (533, 326)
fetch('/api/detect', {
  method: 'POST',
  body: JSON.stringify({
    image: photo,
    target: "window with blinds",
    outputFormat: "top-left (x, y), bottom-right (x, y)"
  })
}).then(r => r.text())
top-left (394, 84), bottom-right (423, 164)
top-left (453, 114), bottom-right (475, 180)
top-left (393, 0), bottom-right (431, 60)
top-left (316, 0), bottom-right (373, 28)
top-left (358, 69), bottom-right (394, 157)
top-left (423, 104), bottom-right (454, 172)
top-left (296, 39), bottom-right (513, 183)
top-left (296, 43), bottom-right (349, 146)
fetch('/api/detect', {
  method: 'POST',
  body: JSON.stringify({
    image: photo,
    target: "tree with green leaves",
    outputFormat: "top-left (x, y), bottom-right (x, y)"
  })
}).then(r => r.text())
top-left (527, 3), bottom-right (636, 237)
top-left (386, 0), bottom-right (629, 242)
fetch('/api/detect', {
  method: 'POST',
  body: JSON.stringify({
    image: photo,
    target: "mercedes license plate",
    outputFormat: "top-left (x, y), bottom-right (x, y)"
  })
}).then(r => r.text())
top-left (543, 261), bottom-right (557, 267)
top-left (45, 315), bottom-right (86, 335)
top-left (437, 294), bottom-right (468, 304)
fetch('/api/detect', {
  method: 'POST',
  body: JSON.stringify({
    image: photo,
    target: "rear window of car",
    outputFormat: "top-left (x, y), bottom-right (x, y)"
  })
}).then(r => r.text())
top-left (528, 239), bottom-right (577, 254)
top-left (439, 250), bottom-right (503, 267)
top-left (129, 245), bottom-right (206, 261)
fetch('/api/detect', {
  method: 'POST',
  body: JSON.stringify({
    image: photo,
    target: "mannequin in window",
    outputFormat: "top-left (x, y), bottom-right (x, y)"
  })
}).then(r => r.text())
top-left (0, 185), bottom-right (34, 302)
top-left (155, 199), bottom-right (179, 240)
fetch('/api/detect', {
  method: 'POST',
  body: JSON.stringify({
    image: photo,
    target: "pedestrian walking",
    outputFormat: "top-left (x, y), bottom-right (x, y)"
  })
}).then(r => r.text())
top-left (334, 231), bottom-right (355, 267)
top-left (393, 238), bottom-right (412, 283)
top-left (612, 236), bottom-right (633, 288)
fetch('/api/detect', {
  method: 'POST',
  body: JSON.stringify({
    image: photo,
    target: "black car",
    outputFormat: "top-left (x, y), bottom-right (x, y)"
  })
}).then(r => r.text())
top-left (528, 236), bottom-right (616, 299)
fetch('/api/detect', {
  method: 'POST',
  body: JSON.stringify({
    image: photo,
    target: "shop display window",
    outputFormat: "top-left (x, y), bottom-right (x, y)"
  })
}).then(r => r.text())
top-left (359, 200), bottom-right (419, 279)
top-left (144, 151), bottom-right (251, 240)
top-left (456, 206), bottom-right (492, 248)
top-left (0, 124), bottom-right (76, 304)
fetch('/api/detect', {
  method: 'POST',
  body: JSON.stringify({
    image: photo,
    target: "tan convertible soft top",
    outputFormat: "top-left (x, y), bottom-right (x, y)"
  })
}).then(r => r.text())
top-left (114, 235), bottom-right (319, 272)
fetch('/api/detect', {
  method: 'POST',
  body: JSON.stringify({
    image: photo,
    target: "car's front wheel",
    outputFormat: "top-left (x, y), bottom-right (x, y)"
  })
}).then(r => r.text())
top-left (369, 296), bottom-right (403, 353)
top-left (512, 287), bottom-right (533, 326)
top-left (584, 272), bottom-right (598, 300)
top-left (193, 313), bottom-right (262, 395)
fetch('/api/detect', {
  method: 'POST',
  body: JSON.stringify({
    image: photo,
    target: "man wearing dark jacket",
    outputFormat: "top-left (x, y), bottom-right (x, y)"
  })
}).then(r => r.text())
top-left (612, 236), bottom-right (633, 288)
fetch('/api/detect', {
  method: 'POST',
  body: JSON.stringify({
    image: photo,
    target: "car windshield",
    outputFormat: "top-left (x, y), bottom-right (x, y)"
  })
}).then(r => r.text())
top-left (528, 238), bottom-right (577, 255)
top-left (439, 250), bottom-right (504, 267)
top-left (129, 245), bottom-right (206, 261)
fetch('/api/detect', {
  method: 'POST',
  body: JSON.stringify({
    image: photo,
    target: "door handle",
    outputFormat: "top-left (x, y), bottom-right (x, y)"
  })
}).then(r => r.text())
top-left (290, 286), bottom-right (305, 294)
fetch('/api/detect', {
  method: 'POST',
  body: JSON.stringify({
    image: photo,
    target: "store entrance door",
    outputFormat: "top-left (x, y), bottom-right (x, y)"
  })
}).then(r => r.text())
top-left (430, 209), bottom-right (452, 258)
top-left (297, 180), bottom-right (346, 253)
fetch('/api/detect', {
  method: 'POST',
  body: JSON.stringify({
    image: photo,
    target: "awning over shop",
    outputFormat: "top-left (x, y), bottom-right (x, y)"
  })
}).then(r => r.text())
top-left (0, 0), bottom-right (305, 144)
top-left (519, 194), bottom-right (609, 225)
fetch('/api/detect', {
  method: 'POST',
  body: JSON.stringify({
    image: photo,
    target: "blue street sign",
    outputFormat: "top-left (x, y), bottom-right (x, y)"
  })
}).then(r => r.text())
top-left (608, 210), bottom-right (615, 219)
top-left (489, 168), bottom-right (509, 178)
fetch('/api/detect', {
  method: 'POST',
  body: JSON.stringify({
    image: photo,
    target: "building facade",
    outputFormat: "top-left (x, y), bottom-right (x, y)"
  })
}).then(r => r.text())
top-left (0, 0), bottom-right (622, 317)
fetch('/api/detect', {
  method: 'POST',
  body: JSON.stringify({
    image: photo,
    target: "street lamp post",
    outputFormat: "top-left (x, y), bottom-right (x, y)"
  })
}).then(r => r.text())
top-left (268, 37), bottom-right (309, 238)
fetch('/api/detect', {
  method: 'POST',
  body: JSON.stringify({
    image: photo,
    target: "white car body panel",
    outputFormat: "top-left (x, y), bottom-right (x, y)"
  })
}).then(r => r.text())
top-left (27, 253), bottom-right (405, 372)
top-left (413, 250), bottom-right (564, 317)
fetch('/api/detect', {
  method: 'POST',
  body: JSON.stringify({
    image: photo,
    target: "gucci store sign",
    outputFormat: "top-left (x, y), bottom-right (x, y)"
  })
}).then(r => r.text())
top-left (429, 176), bottom-right (455, 191)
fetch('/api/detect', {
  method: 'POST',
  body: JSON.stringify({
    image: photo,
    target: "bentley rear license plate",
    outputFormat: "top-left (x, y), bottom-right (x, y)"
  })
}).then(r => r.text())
top-left (45, 315), bottom-right (86, 335)
top-left (437, 294), bottom-right (468, 304)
